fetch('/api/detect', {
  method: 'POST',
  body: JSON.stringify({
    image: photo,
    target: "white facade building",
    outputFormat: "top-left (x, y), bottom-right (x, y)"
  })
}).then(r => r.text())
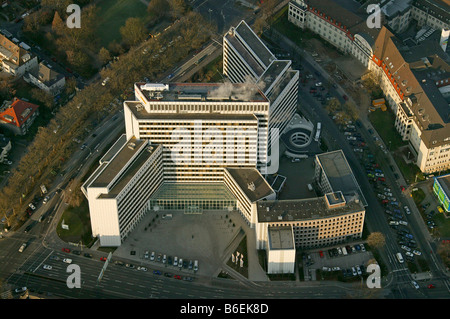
top-left (125, 82), bottom-right (270, 179)
top-left (223, 20), bottom-right (300, 140)
top-left (81, 136), bottom-right (163, 246)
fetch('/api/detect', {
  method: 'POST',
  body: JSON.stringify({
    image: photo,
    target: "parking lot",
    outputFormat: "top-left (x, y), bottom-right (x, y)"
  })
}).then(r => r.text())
top-left (302, 243), bottom-right (374, 280)
top-left (113, 209), bottom-right (246, 277)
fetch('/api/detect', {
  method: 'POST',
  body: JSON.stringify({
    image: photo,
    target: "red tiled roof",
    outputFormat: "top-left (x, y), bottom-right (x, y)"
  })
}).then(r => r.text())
top-left (0, 98), bottom-right (39, 128)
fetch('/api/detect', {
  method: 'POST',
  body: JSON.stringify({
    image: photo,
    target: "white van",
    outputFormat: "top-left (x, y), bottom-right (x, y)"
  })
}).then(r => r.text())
top-left (63, 258), bottom-right (72, 264)
top-left (396, 253), bottom-right (404, 263)
top-left (162, 214), bottom-right (172, 220)
top-left (341, 247), bottom-right (348, 255)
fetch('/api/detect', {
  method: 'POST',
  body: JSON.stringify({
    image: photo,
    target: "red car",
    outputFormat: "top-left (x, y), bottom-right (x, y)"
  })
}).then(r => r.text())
top-left (427, 284), bottom-right (435, 289)
top-left (319, 250), bottom-right (324, 258)
top-left (100, 257), bottom-right (107, 261)
top-left (378, 177), bottom-right (386, 182)
top-left (62, 248), bottom-right (70, 253)
top-left (173, 275), bottom-right (182, 280)
top-left (382, 199), bottom-right (389, 204)
top-left (400, 185), bottom-right (406, 192)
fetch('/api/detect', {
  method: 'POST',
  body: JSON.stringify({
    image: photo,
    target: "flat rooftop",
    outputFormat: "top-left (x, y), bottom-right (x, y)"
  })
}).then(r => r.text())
top-left (137, 82), bottom-right (268, 103)
top-left (224, 31), bottom-right (265, 77)
top-left (257, 194), bottom-right (364, 223)
top-left (435, 174), bottom-right (450, 197)
top-left (268, 226), bottom-right (295, 250)
top-left (315, 150), bottom-right (367, 206)
top-left (100, 144), bottom-right (160, 198)
top-left (226, 167), bottom-right (275, 202)
top-left (234, 20), bottom-right (275, 69)
top-left (125, 101), bottom-right (260, 122)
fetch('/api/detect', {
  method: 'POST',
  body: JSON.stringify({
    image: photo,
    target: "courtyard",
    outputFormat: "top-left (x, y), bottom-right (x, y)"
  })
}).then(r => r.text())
top-left (112, 209), bottom-right (259, 278)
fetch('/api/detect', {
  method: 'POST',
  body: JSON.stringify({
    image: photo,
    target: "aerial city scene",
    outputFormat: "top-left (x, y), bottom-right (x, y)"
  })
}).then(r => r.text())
top-left (0, 0), bottom-right (449, 307)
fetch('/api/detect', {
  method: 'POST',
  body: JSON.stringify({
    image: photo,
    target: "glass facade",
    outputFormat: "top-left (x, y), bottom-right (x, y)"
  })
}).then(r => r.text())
top-left (149, 183), bottom-right (237, 213)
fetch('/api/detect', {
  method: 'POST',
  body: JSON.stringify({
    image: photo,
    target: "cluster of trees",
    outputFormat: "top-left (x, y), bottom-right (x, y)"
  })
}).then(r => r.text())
top-left (0, 11), bottom-right (212, 229)
top-left (325, 97), bottom-right (359, 125)
top-left (23, 0), bottom-right (99, 77)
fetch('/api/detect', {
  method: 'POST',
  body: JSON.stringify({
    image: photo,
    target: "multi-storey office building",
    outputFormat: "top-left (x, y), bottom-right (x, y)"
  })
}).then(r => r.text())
top-left (223, 20), bottom-right (300, 139)
top-left (224, 167), bottom-right (276, 226)
top-left (255, 191), bottom-right (365, 250)
top-left (315, 150), bottom-right (368, 206)
top-left (125, 82), bottom-right (270, 178)
top-left (81, 136), bottom-right (163, 246)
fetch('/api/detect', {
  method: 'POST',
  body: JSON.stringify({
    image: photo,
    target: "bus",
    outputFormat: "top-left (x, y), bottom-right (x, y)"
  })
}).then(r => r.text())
top-left (314, 122), bottom-right (322, 142)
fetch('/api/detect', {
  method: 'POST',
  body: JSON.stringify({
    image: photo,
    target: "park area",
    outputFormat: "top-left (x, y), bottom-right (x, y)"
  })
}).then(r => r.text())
top-left (95, 0), bottom-right (150, 49)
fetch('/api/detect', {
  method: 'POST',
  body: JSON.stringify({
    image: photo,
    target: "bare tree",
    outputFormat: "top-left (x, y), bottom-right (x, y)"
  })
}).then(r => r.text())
top-left (367, 232), bottom-right (386, 249)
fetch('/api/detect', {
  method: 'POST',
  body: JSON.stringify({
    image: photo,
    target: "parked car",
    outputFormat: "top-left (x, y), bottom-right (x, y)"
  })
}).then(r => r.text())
top-left (14, 287), bottom-right (27, 293)
top-left (404, 206), bottom-right (411, 215)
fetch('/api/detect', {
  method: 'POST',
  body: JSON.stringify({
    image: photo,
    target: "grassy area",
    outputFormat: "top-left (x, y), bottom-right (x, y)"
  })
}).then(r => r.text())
top-left (368, 109), bottom-right (405, 151)
top-left (189, 54), bottom-right (224, 83)
top-left (271, 6), bottom-right (314, 48)
top-left (368, 108), bottom-right (425, 183)
top-left (57, 198), bottom-right (93, 246)
top-left (411, 188), bottom-right (426, 206)
top-left (95, 0), bottom-right (149, 49)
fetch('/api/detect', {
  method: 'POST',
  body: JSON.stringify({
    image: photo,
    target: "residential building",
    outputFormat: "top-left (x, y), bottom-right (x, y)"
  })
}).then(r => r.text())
top-left (288, 0), bottom-right (450, 174)
top-left (411, 0), bottom-right (450, 30)
top-left (25, 61), bottom-right (66, 95)
top-left (288, 0), bottom-right (378, 67)
top-left (0, 98), bottom-right (39, 135)
top-left (0, 32), bottom-right (38, 77)
top-left (369, 26), bottom-right (450, 173)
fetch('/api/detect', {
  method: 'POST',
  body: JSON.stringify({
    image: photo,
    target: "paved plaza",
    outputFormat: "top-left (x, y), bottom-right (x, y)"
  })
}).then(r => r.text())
top-left (113, 209), bottom-right (264, 278)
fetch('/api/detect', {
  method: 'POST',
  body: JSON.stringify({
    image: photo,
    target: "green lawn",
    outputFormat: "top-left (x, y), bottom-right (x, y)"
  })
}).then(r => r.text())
top-left (95, 0), bottom-right (149, 49)
top-left (57, 198), bottom-right (93, 246)
top-left (368, 109), bottom-right (405, 151)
